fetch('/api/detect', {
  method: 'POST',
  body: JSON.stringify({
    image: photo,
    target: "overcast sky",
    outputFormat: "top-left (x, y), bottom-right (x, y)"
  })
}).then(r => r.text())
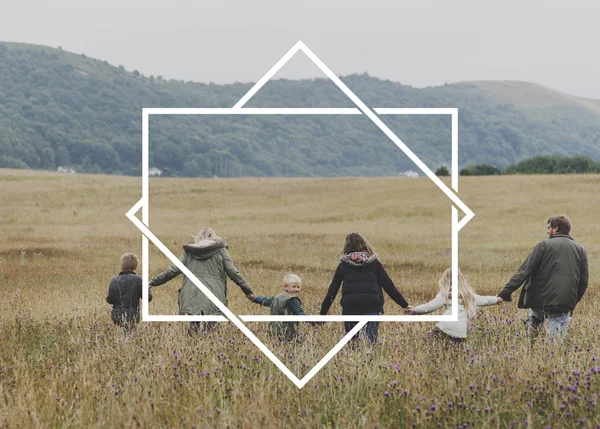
top-left (2, 0), bottom-right (599, 98)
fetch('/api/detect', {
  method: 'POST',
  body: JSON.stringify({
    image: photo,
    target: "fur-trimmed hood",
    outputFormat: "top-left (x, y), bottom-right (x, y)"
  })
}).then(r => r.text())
top-left (340, 251), bottom-right (379, 266)
top-left (183, 239), bottom-right (227, 260)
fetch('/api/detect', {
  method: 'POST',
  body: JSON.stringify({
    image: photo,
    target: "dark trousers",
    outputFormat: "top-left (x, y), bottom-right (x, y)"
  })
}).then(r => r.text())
top-left (111, 309), bottom-right (139, 333)
top-left (187, 311), bottom-right (219, 335)
top-left (188, 321), bottom-right (218, 335)
top-left (344, 313), bottom-right (380, 343)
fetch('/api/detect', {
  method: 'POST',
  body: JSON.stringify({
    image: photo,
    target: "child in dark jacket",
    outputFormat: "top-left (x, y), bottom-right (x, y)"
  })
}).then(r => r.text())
top-left (320, 233), bottom-right (410, 343)
top-left (106, 253), bottom-right (151, 331)
top-left (249, 274), bottom-right (312, 342)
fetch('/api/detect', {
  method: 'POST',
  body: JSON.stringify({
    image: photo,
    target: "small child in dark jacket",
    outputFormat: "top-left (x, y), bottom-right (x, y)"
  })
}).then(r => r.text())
top-left (106, 253), bottom-right (151, 331)
top-left (249, 274), bottom-right (313, 342)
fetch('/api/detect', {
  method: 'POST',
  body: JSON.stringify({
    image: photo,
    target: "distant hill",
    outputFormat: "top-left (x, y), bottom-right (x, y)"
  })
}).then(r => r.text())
top-left (1, 41), bottom-right (599, 177)
top-left (460, 80), bottom-right (600, 116)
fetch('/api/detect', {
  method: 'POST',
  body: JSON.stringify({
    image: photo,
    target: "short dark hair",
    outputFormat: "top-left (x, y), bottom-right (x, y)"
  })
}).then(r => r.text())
top-left (547, 214), bottom-right (571, 235)
top-left (343, 233), bottom-right (374, 256)
top-left (120, 253), bottom-right (139, 271)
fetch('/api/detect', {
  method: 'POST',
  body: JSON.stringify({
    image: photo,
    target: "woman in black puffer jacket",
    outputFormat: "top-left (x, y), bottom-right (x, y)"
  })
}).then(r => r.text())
top-left (320, 233), bottom-right (410, 343)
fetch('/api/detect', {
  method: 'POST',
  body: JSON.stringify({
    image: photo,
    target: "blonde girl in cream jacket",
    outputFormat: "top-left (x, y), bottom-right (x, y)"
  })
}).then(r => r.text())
top-left (406, 268), bottom-right (502, 339)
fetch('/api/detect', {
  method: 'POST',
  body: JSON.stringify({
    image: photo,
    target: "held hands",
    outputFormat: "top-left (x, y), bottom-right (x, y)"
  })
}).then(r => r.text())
top-left (311, 312), bottom-right (327, 326)
top-left (246, 293), bottom-right (257, 302)
top-left (496, 296), bottom-right (504, 305)
top-left (404, 305), bottom-right (416, 315)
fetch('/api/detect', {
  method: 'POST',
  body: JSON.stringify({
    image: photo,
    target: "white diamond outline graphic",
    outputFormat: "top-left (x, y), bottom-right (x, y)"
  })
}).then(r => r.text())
top-left (126, 40), bottom-right (474, 388)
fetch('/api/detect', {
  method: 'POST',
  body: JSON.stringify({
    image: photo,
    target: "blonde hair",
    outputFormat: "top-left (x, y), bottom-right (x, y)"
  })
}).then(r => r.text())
top-left (191, 227), bottom-right (222, 243)
top-left (120, 253), bottom-right (139, 271)
top-left (438, 268), bottom-right (477, 318)
top-left (283, 273), bottom-right (301, 286)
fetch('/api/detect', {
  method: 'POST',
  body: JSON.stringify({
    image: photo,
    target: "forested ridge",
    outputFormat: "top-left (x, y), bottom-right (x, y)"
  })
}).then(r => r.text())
top-left (1, 41), bottom-right (599, 177)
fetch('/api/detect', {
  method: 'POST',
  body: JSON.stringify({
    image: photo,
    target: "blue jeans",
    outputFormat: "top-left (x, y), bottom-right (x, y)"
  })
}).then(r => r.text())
top-left (527, 309), bottom-right (572, 345)
top-left (344, 313), bottom-right (380, 344)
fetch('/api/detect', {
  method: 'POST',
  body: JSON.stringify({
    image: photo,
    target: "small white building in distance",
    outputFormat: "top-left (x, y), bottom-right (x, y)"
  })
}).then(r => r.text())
top-left (149, 167), bottom-right (163, 177)
top-left (399, 170), bottom-right (419, 178)
top-left (57, 166), bottom-right (76, 174)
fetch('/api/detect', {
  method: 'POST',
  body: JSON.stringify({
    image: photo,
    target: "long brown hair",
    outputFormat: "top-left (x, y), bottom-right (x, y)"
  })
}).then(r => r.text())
top-left (343, 233), bottom-right (374, 256)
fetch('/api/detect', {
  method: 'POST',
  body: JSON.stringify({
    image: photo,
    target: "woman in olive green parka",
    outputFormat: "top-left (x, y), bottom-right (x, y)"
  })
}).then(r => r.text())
top-left (149, 227), bottom-right (253, 331)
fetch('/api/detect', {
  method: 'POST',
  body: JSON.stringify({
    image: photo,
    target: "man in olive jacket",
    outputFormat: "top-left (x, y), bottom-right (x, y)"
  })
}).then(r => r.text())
top-left (498, 214), bottom-right (588, 344)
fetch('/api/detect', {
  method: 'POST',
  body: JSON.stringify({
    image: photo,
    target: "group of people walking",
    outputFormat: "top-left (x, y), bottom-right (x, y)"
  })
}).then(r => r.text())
top-left (107, 214), bottom-right (588, 346)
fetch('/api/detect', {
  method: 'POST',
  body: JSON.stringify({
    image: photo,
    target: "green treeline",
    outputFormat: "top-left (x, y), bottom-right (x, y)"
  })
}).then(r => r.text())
top-left (435, 155), bottom-right (600, 176)
top-left (505, 155), bottom-right (600, 174)
top-left (1, 42), bottom-right (600, 177)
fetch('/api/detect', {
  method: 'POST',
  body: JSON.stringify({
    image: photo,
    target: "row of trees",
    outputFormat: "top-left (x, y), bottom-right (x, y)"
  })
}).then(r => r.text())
top-left (435, 155), bottom-right (600, 176)
top-left (1, 42), bottom-right (600, 177)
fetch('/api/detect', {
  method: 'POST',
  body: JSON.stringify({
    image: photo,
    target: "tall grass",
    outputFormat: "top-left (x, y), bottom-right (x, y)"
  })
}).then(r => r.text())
top-left (1, 169), bottom-right (598, 428)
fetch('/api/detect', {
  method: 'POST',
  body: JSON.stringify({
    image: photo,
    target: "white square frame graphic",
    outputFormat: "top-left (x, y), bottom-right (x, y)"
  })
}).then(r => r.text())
top-left (134, 107), bottom-right (468, 323)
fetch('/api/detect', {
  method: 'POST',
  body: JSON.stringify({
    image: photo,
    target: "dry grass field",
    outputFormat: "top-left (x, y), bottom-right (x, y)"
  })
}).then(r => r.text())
top-left (0, 168), bottom-right (599, 428)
